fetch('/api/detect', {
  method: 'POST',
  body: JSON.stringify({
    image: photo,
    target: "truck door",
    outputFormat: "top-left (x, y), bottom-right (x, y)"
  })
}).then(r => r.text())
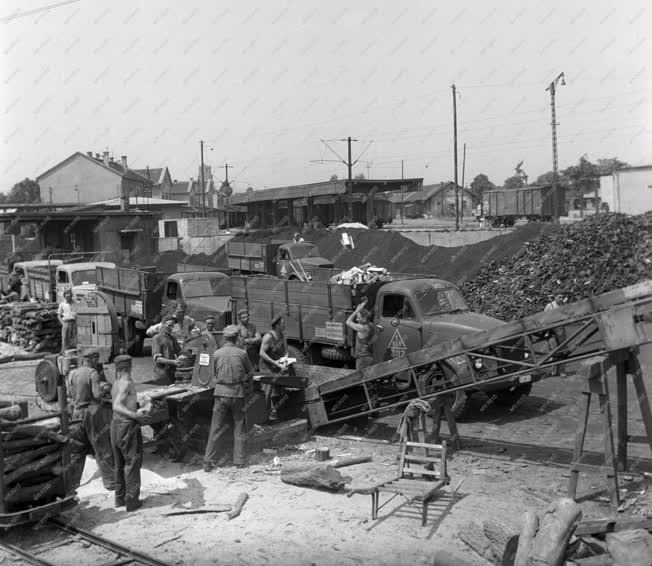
top-left (161, 280), bottom-right (178, 314)
top-left (374, 292), bottom-right (422, 363)
top-left (275, 246), bottom-right (291, 278)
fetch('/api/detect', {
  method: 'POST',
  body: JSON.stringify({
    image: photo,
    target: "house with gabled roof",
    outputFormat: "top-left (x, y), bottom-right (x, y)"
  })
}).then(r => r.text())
top-left (132, 167), bottom-right (174, 199)
top-left (36, 150), bottom-right (152, 206)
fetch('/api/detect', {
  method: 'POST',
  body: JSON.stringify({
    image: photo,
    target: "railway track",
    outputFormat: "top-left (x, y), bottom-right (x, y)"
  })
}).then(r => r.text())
top-left (0, 517), bottom-right (172, 566)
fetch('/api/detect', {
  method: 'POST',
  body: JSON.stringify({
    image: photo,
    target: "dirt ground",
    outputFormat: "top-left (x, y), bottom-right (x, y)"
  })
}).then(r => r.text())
top-left (0, 346), bottom-right (651, 565)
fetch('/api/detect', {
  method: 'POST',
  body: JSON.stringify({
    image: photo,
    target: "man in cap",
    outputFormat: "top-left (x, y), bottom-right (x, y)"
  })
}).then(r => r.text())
top-left (111, 355), bottom-right (151, 511)
top-left (200, 316), bottom-right (219, 349)
top-left (236, 309), bottom-right (261, 368)
top-left (259, 314), bottom-right (289, 421)
top-left (203, 324), bottom-right (253, 471)
top-left (146, 302), bottom-right (196, 346)
top-left (151, 316), bottom-right (181, 385)
top-left (67, 348), bottom-right (115, 491)
top-left (58, 289), bottom-right (77, 352)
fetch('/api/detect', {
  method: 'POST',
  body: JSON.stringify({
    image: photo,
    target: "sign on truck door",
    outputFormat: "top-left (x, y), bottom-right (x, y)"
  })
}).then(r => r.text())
top-left (375, 292), bottom-right (422, 363)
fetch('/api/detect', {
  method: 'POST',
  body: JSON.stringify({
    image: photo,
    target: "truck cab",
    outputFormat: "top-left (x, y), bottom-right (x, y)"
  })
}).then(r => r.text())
top-left (57, 262), bottom-right (116, 303)
top-left (274, 242), bottom-right (334, 280)
top-left (162, 271), bottom-right (232, 327)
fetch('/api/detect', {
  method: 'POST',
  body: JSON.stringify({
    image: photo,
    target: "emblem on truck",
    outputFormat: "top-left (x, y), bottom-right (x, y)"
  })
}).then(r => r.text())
top-left (389, 329), bottom-right (407, 358)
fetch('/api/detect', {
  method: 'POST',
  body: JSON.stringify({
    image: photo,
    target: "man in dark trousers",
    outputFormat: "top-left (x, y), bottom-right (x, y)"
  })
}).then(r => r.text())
top-left (151, 316), bottom-right (181, 385)
top-left (58, 289), bottom-right (77, 352)
top-left (259, 314), bottom-right (289, 421)
top-left (111, 355), bottom-right (151, 511)
top-left (345, 297), bottom-right (375, 369)
top-left (236, 308), bottom-right (261, 368)
top-left (67, 348), bottom-right (115, 491)
top-left (203, 325), bottom-right (253, 471)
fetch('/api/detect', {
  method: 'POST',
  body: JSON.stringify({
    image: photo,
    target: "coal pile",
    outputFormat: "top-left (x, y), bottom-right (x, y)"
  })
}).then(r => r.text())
top-left (460, 213), bottom-right (652, 321)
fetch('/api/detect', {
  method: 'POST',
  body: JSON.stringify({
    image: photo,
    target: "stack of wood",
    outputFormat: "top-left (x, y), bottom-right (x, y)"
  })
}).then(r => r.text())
top-left (0, 302), bottom-right (60, 352)
top-left (0, 412), bottom-right (74, 513)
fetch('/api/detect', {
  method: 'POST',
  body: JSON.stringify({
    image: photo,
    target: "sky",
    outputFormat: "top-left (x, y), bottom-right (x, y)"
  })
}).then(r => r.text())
top-left (1, 0), bottom-right (650, 194)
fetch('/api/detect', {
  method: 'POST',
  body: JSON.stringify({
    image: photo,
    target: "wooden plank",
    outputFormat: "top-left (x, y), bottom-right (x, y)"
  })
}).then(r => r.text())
top-left (574, 516), bottom-right (652, 536)
top-left (404, 454), bottom-right (442, 464)
top-left (402, 467), bottom-right (441, 477)
top-left (406, 441), bottom-right (444, 450)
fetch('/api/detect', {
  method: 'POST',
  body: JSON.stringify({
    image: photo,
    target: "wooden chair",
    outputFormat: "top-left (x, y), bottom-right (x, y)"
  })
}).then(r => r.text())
top-left (348, 440), bottom-right (450, 526)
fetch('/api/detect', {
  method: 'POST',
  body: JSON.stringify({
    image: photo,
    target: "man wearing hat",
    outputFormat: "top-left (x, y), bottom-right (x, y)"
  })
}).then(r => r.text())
top-left (67, 348), bottom-right (115, 491)
top-left (236, 309), bottom-right (261, 369)
top-left (203, 324), bottom-right (253, 471)
top-left (259, 314), bottom-right (289, 421)
top-left (58, 289), bottom-right (77, 352)
top-left (111, 355), bottom-right (151, 511)
top-left (151, 316), bottom-right (181, 385)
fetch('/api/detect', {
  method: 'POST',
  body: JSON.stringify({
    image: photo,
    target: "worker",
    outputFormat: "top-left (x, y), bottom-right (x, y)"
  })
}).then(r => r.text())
top-left (67, 348), bottom-right (115, 491)
top-left (201, 316), bottom-right (219, 349)
top-left (545, 291), bottom-right (566, 311)
top-left (151, 316), bottom-right (181, 385)
top-left (236, 308), bottom-right (261, 369)
top-left (111, 355), bottom-right (150, 511)
top-left (345, 297), bottom-right (375, 369)
top-left (203, 325), bottom-right (253, 471)
top-left (3, 267), bottom-right (25, 302)
top-left (145, 302), bottom-right (196, 346)
top-left (58, 289), bottom-right (77, 353)
top-left (544, 291), bottom-right (568, 376)
top-left (292, 233), bottom-right (304, 243)
top-left (259, 314), bottom-right (289, 421)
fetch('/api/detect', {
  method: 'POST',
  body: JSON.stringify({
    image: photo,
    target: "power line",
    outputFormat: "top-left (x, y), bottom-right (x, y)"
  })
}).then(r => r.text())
top-left (0, 0), bottom-right (81, 23)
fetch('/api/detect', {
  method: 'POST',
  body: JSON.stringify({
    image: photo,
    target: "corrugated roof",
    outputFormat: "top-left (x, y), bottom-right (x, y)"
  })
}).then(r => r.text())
top-left (230, 180), bottom-right (346, 204)
top-left (86, 197), bottom-right (188, 207)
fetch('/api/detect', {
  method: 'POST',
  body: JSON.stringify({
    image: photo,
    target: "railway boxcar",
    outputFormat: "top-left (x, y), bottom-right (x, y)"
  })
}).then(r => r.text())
top-left (483, 185), bottom-right (565, 226)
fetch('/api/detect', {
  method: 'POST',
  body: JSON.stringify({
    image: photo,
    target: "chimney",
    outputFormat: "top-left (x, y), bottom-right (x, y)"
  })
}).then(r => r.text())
top-left (95, 153), bottom-right (101, 159)
top-left (121, 155), bottom-right (128, 170)
top-left (109, 156), bottom-right (114, 163)
top-left (103, 150), bottom-right (109, 166)
top-left (120, 185), bottom-right (130, 212)
top-left (87, 151), bottom-right (93, 157)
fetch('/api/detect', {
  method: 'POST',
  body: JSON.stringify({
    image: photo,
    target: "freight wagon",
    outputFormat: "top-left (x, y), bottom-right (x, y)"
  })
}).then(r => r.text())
top-left (483, 185), bottom-right (566, 227)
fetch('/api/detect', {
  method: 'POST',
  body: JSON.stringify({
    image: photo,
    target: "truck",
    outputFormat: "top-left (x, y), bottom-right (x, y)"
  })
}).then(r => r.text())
top-left (226, 241), bottom-right (335, 280)
top-left (26, 261), bottom-right (116, 303)
top-left (91, 266), bottom-right (232, 355)
top-left (230, 274), bottom-right (536, 417)
top-left (3, 260), bottom-right (64, 301)
top-left (483, 185), bottom-right (566, 227)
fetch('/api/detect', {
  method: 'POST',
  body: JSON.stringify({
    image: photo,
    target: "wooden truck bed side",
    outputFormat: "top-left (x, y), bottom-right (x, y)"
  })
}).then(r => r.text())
top-left (24, 265), bottom-right (57, 301)
top-left (226, 242), bottom-right (277, 275)
top-left (96, 266), bottom-right (169, 323)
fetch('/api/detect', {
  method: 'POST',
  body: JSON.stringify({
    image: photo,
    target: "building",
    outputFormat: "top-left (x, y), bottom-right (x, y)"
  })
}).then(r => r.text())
top-left (158, 217), bottom-right (235, 255)
top-left (74, 196), bottom-right (189, 220)
top-left (132, 167), bottom-right (174, 199)
top-left (229, 178), bottom-right (423, 228)
top-left (376, 182), bottom-right (474, 219)
top-left (36, 151), bottom-right (154, 205)
top-left (599, 165), bottom-right (652, 214)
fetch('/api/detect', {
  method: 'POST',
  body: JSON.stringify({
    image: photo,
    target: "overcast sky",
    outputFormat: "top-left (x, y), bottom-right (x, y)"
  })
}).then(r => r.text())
top-left (1, 0), bottom-right (650, 194)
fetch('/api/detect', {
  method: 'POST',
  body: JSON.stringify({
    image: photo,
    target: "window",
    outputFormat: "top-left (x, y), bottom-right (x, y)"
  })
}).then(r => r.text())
top-left (182, 277), bottom-right (229, 298)
top-left (57, 271), bottom-right (69, 284)
top-left (70, 269), bottom-right (97, 286)
top-left (164, 221), bottom-right (178, 238)
top-left (166, 281), bottom-right (178, 300)
top-left (381, 294), bottom-right (415, 319)
top-left (416, 288), bottom-right (469, 316)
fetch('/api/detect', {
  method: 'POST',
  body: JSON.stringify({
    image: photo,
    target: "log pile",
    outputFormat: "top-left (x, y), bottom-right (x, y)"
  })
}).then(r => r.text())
top-left (0, 415), bottom-right (73, 513)
top-left (0, 302), bottom-right (60, 353)
top-left (461, 213), bottom-right (652, 320)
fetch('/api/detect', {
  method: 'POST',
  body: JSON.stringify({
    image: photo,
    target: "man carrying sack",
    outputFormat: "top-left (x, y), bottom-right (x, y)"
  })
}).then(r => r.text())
top-left (203, 325), bottom-right (253, 472)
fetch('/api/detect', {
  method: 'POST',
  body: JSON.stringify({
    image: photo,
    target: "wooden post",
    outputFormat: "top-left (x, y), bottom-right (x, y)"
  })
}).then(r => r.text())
top-left (57, 375), bottom-right (71, 496)
top-left (616, 357), bottom-right (628, 471)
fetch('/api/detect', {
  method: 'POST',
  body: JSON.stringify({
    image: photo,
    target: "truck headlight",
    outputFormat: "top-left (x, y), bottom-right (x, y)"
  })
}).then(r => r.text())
top-left (473, 358), bottom-right (483, 369)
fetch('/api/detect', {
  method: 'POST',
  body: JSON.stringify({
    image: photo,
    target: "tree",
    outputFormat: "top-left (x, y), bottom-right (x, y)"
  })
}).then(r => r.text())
top-left (596, 157), bottom-right (628, 175)
top-left (562, 156), bottom-right (600, 217)
top-left (0, 178), bottom-right (41, 203)
top-left (354, 172), bottom-right (365, 180)
top-left (503, 161), bottom-right (528, 190)
top-left (329, 174), bottom-right (339, 181)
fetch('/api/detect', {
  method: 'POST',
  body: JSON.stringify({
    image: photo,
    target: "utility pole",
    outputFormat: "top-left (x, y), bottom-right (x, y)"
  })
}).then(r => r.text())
top-left (452, 83), bottom-right (459, 231)
top-left (461, 143), bottom-right (466, 218)
top-left (400, 159), bottom-right (404, 224)
top-left (546, 72), bottom-right (565, 222)
top-left (347, 136), bottom-right (353, 221)
top-left (219, 163), bottom-right (232, 229)
top-left (200, 140), bottom-right (206, 218)
top-left (401, 159), bottom-right (404, 180)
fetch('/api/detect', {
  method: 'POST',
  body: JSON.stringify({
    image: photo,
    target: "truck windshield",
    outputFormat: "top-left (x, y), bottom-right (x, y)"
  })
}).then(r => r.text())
top-left (70, 270), bottom-right (98, 286)
top-left (289, 244), bottom-right (320, 259)
top-left (182, 277), bottom-right (229, 298)
top-left (417, 288), bottom-right (469, 316)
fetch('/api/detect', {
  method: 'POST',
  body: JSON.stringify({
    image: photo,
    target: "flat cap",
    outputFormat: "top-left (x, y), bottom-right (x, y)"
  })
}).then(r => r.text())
top-left (114, 354), bottom-right (132, 369)
top-left (222, 324), bottom-right (240, 338)
top-left (271, 313), bottom-right (283, 327)
top-left (237, 308), bottom-right (249, 317)
top-left (82, 348), bottom-right (100, 358)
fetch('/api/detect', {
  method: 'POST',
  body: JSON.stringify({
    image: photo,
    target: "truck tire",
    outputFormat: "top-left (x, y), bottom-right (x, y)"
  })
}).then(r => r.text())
top-left (320, 346), bottom-right (351, 362)
top-left (35, 356), bottom-right (59, 403)
top-left (286, 344), bottom-right (308, 364)
top-left (493, 383), bottom-right (532, 407)
top-left (418, 363), bottom-right (469, 420)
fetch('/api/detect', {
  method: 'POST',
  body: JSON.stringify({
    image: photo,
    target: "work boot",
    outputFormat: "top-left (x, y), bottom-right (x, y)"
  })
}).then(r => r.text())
top-left (203, 462), bottom-right (214, 473)
top-left (126, 499), bottom-right (143, 512)
top-left (115, 497), bottom-right (125, 508)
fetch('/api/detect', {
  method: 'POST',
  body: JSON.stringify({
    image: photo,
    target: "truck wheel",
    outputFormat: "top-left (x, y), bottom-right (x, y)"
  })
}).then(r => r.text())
top-left (418, 363), bottom-right (469, 420)
top-left (35, 357), bottom-right (59, 403)
top-left (493, 383), bottom-right (532, 407)
top-left (286, 344), bottom-right (308, 364)
top-left (320, 346), bottom-right (351, 361)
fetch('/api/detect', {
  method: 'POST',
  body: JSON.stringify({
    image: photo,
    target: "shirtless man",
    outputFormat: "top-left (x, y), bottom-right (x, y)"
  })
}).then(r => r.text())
top-left (259, 314), bottom-right (289, 421)
top-left (345, 298), bottom-right (375, 369)
top-left (110, 355), bottom-right (150, 511)
top-left (67, 348), bottom-right (114, 490)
